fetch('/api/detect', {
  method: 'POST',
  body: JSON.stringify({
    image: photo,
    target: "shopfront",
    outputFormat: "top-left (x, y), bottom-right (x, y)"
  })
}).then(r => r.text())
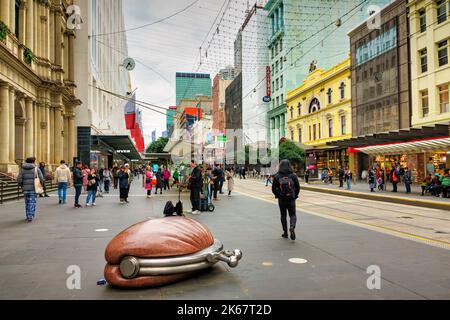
top-left (305, 147), bottom-right (349, 178)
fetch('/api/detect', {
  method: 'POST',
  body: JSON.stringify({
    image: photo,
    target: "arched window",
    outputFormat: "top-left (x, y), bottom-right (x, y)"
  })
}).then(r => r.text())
top-left (339, 82), bottom-right (346, 100)
top-left (327, 88), bottom-right (332, 104)
top-left (309, 98), bottom-right (320, 114)
top-left (297, 103), bottom-right (301, 116)
top-left (290, 106), bottom-right (294, 119)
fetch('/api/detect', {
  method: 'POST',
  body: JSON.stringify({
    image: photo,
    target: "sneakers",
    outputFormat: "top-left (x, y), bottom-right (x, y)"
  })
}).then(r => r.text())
top-left (289, 227), bottom-right (296, 241)
top-left (192, 210), bottom-right (201, 215)
top-left (120, 201), bottom-right (125, 204)
top-left (86, 203), bottom-right (91, 207)
top-left (282, 233), bottom-right (288, 239)
top-left (59, 200), bottom-right (62, 204)
top-left (92, 203), bottom-right (96, 206)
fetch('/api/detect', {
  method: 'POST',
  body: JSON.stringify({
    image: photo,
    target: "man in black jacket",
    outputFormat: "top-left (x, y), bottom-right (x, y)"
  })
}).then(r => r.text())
top-left (272, 160), bottom-right (300, 240)
top-left (188, 161), bottom-right (203, 215)
top-left (73, 161), bottom-right (84, 208)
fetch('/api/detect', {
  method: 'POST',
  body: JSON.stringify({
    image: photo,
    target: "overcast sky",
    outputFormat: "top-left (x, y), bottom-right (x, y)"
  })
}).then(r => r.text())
top-left (122, 0), bottom-right (250, 145)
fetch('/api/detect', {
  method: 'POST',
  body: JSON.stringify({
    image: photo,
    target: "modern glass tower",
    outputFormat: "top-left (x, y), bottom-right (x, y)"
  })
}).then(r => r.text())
top-left (175, 73), bottom-right (212, 106)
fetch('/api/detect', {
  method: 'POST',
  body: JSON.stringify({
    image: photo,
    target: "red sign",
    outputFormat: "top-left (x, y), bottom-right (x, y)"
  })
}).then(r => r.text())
top-left (266, 66), bottom-right (271, 97)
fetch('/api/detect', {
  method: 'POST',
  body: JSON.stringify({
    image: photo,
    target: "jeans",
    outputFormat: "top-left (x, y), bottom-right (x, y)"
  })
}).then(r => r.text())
top-left (219, 179), bottom-right (224, 193)
top-left (104, 180), bottom-right (110, 193)
top-left (74, 185), bottom-right (82, 206)
top-left (278, 198), bottom-right (297, 232)
top-left (24, 192), bottom-right (37, 220)
top-left (266, 178), bottom-right (272, 186)
top-left (405, 182), bottom-right (411, 194)
top-left (86, 190), bottom-right (97, 204)
top-left (190, 187), bottom-right (201, 211)
top-left (58, 182), bottom-right (68, 203)
top-left (346, 179), bottom-right (351, 190)
top-left (98, 179), bottom-right (103, 192)
top-left (339, 178), bottom-right (343, 187)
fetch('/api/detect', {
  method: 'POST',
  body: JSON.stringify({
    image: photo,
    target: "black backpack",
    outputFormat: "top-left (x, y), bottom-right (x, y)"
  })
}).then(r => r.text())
top-left (163, 201), bottom-right (175, 216)
top-left (279, 175), bottom-right (295, 198)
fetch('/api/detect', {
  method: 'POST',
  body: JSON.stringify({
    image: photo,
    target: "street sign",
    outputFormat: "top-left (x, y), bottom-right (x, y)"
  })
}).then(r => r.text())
top-left (123, 57), bottom-right (136, 71)
top-left (263, 96), bottom-right (271, 103)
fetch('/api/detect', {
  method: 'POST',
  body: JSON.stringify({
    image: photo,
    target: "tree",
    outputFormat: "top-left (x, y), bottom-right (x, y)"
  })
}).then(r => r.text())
top-left (275, 140), bottom-right (305, 172)
top-left (146, 137), bottom-right (169, 153)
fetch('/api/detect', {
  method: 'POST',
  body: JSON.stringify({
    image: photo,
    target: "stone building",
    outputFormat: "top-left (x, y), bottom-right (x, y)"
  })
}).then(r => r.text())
top-left (0, 0), bottom-right (80, 174)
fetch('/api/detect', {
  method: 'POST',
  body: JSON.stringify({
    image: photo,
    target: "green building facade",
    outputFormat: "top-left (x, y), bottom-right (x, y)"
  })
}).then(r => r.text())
top-left (175, 72), bottom-right (212, 106)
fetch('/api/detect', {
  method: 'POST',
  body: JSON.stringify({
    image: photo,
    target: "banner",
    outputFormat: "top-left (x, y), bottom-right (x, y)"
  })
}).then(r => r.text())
top-left (124, 94), bottom-right (136, 129)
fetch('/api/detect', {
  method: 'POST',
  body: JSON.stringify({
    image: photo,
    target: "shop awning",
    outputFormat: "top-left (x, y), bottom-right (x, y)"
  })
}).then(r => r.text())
top-left (92, 135), bottom-right (142, 161)
top-left (327, 122), bottom-right (450, 150)
top-left (355, 137), bottom-right (450, 155)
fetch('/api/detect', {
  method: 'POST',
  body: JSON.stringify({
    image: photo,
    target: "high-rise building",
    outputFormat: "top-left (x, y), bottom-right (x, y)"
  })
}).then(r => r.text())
top-left (264, 0), bottom-right (390, 147)
top-left (0, 0), bottom-right (80, 174)
top-left (241, 3), bottom-right (269, 145)
top-left (175, 72), bottom-right (212, 106)
top-left (74, 0), bottom-right (140, 168)
top-left (212, 74), bottom-right (233, 133)
top-left (166, 106), bottom-right (177, 137)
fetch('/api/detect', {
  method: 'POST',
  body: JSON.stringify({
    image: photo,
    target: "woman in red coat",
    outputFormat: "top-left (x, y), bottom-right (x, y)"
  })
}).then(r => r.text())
top-left (144, 166), bottom-right (153, 198)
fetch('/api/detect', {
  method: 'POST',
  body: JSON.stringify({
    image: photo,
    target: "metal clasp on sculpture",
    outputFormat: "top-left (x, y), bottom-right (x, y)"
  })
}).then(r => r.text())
top-left (119, 240), bottom-right (242, 279)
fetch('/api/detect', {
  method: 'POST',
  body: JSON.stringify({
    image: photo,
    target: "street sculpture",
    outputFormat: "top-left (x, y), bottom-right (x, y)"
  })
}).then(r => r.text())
top-left (104, 216), bottom-right (242, 288)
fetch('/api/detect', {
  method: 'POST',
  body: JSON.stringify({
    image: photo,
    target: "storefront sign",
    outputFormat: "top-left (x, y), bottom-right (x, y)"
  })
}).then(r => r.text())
top-left (266, 66), bottom-right (271, 97)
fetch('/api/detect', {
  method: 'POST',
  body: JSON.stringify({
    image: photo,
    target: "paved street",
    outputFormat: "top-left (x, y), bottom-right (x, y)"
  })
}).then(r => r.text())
top-left (0, 178), bottom-right (449, 300)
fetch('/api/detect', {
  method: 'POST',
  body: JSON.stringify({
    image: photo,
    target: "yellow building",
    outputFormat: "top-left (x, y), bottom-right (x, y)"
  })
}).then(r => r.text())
top-left (0, 0), bottom-right (80, 174)
top-left (286, 58), bottom-right (352, 177)
top-left (409, 0), bottom-right (450, 127)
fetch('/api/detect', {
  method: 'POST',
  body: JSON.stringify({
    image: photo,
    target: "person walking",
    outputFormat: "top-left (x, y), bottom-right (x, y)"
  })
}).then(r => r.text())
top-left (86, 168), bottom-right (99, 207)
top-left (272, 160), bottom-right (300, 240)
top-left (103, 168), bottom-right (111, 194)
top-left (226, 167), bottom-right (235, 197)
top-left (304, 168), bottom-right (310, 184)
top-left (404, 167), bottom-right (413, 194)
top-left (82, 165), bottom-right (89, 193)
top-left (219, 164), bottom-right (225, 194)
top-left (265, 174), bottom-right (273, 187)
top-left (368, 168), bottom-right (376, 192)
top-left (118, 166), bottom-right (130, 204)
top-left (144, 166), bottom-right (153, 198)
top-left (163, 167), bottom-right (171, 191)
top-left (124, 164), bottom-right (133, 199)
top-left (17, 157), bottom-right (45, 222)
top-left (338, 166), bottom-right (344, 188)
top-left (242, 167), bottom-right (247, 180)
top-left (391, 166), bottom-right (399, 193)
top-left (73, 162), bottom-right (84, 208)
top-left (55, 160), bottom-right (71, 204)
top-left (154, 168), bottom-right (163, 195)
top-left (38, 162), bottom-right (50, 198)
top-left (212, 164), bottom-right (222, 201)
top-left (98, 168), bottom-right (104, 193)
top-left (345, 167), bottom-right (353, 190)
top-left (172, 168), bottom-right (180, 188)
top-left (188, 161), bottom-right (203, 215)
top-left (112, 166), bottom-right (119, 189)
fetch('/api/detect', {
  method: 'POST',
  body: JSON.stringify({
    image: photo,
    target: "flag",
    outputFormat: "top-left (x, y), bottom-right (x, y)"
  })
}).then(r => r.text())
top-left (124, 94), bottom-right (136, 129)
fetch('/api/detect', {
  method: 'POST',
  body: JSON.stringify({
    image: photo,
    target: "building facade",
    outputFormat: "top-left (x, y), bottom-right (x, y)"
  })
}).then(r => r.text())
top-left (241, 3), bottom-right (269, 145)
top-left (166, 106), bottom-right (177, 137)
top-left (175, 72), bottom-right (212, 107)
top-left (287, 58), bottom-right (352, 177)
top-left (409, 0), bottom-right (450, 127)
top-left (264, 0), bottom-right (390, 148)
top-left (73, 0), bottom-right (138, 169)
top-left (0, 0), bottom-right (80, 174)
top-left (212, 73), bottom-right (233, 134)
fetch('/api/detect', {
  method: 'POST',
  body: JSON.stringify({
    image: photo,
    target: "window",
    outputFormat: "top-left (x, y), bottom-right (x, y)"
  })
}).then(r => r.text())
top-left (14, 0), bottom-right (19, 38)
top-left (271, 47), bottom-right (274, 59)
top-left (309, 98), bottom-right (320, 113)
top-left (276, 96), bottom-right (279, 107)
top-left (298, 128), bottom-right (302, 142)
top-left (327, 88), bottom-right (332, 104)
top-left (271, 64), bottom-right (274, 76)
top-left (280, 58), bottom-right (283, 70)
top-left (439, 84), bottom-right (449, 113)
top-left (272, 81), bottom-right (274, 92)
top-left (291, 130), bottom-right (294, 140)
top-left (280, 75), bottom-right (283, 88)
top-left (290, 107), bottom-right (293, 119)
top-left (328, 119), bottom-right (333, 137)
top-left (421, 90), bottom-right (429, 117)
top-left (438, 40), bottom-right (448, 66)
top-left (419, 9), bottom-right (426, 32)
top-left (340, 115), bottom-right (346, 135)
top-left (309, 126), bottom-right (312, 141)
top-left (275, 61), bottom-right (279, 73)
top-left (276, 78), bottom-right (279, 90)
top-left (281, 94), bottom-right (284, 104)
top-left (313, 124), bottom-right (317, 140)
top-left (297, 103), bottom-right (301, 116)
top-left (279, 38), bottom-right (283, 52)
top-left (437, 0), bottom-right (447, 24)
top-left (275, 42), bottom-right (278, 55)
top-left (339, 82), bottom-right (346, 99)
top-left (318, 123), bottom-right (321, 139)
top-left (419, 48), bottom-right (428, 73)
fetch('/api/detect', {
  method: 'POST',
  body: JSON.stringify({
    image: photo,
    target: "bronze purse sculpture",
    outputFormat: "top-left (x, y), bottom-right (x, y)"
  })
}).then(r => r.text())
top-left (104, 216), bottom-right (242, 288)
